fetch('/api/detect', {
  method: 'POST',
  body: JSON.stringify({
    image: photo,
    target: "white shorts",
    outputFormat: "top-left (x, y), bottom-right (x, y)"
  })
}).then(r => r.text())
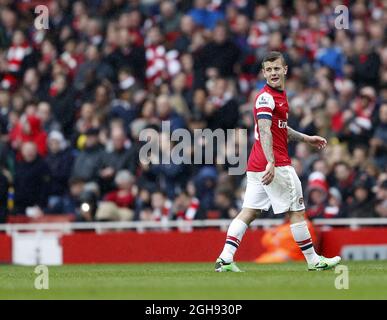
top-left (242, 166), bottom-right (305, 214)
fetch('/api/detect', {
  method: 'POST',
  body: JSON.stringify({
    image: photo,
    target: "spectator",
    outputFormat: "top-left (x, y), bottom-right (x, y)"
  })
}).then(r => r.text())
top-left (13, 142), bottom-right (50, 214)
top-left (36, 101), bottom-right (61, 133)
top-left (98, 126), bottom-right (138, 192)
top-left (305, 172), bottom-right (329, 219)
top-left (375, 180), bottom-right (387, 218)
top-left (48, 73), bottom-right (76, 137)
top-left (45, 177), bottom-right (85, 216)
top-left (145, 25), bottom-right (181, 86)
top-left (0, 7), bottom-right (17, 48)
top-left (93, 83), bottom-right (113, 125)
top-left (349, 34), bottom-right (381, 89)
top-left (213, 187), bottom-right (239, 219)
top-left (1, 30), bottom-right (32, 90)
top-left (173, 190), bottom-right (200, 221)
top-left (74, 44), bottom-right (115, 94)
top-left (95, 170), bottom-right (135, 221)
top-left (351, 145), bottom-right (370, 176)
top-left (71, 127), bottom-right (104, 182)
top-left (326, 98), bottom-right (344, 135)
top-left (370, 103), bottom-right (387, 170)
top-left (133, 187), bottom-right (151, 221)
top-left (204, 77), bottom-right (239, 130)
top-left (0, 89), bottom-right (11, 133)
top-left (194, 166), bottom-right (218, 213)
top-left (159, 0), bottom-right (182, 35)
top-left (108, 67), bottom-right (141, 129)
top-left (325, 187), bottom-right (345, 218)
top-left (150, 131), bottom-right (189, 199)
top-left (21, 68), bottom-right (47, 103)
top-left (188, 0), bottom-right (225, 30)
top-left (140, 190), bottom-right (172, 223)
top-left (174, 15), bottom-right (196, 53)
top-left (331, 161), bottom-right (355, 204)
top-left (0, 168), bottom-right (9, 222)
top-left (73, 102), bottom-right (97, 145)
top-left (198, 22), bottom-right (240, 77)
top-left (169, 72), bottom-right (191, 120)
top-left (347, 180), bottom-right (377, 218)
top-left (341, 86), bottom-right (377, 148)
top-left (155, 94), bottom-right (186, 131)
top-left (78, 182), bottom-right (100, 221)
top-left (9, 113), bottom-right (47, 158)
top-left (45, 131), bottom-right (74, 212)
top-left (294, 142), bottom-right (319, 175)
top-left (107, 27), bottom-right (146, 83)
top-left (316, 34), bottom-right (345, 77)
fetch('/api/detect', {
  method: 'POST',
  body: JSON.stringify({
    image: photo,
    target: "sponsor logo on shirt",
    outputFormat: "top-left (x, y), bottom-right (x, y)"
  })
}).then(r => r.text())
top-left (278, 120), bottom-right (287, 128)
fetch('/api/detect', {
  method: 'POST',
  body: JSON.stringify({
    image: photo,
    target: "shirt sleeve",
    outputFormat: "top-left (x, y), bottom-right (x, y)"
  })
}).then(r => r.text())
top-left (255, 92), bottom-right (275, 120)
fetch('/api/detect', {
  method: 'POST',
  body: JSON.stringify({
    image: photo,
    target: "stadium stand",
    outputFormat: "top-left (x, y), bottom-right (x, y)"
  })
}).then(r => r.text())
top-left (0, 0), bottom-right (386, 226)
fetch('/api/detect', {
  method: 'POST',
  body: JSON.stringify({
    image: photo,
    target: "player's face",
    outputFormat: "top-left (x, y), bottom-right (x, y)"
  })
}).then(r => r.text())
top-left (262, 59), bottom-right (288, 90)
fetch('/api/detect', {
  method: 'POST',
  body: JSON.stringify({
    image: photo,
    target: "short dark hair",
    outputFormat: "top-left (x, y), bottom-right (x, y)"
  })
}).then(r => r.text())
top-left (261, 51), bottom-right (286, 68)
top-left (68, 177), bottom-right (85, 186)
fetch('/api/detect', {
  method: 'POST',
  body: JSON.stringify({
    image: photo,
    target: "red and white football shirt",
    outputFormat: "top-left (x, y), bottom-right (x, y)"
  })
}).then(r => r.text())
top-left (247, 84), bottom-right (291, 172)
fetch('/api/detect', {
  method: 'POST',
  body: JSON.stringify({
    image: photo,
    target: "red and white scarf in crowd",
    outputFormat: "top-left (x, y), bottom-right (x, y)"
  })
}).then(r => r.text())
top-left (176, 197), bottom-right (200, 221)
top-left (1, 41), bottom-right (32, 89)
top-left (146, 45), bottom-right (181, 86)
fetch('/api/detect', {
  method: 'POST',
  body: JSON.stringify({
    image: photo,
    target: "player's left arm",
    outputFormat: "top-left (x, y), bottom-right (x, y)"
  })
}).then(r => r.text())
top-left (287, 126), bottom-right (327, 150)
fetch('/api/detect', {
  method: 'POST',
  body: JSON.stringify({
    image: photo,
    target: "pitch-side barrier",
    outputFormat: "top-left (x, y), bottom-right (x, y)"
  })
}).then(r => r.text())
top-left (1, 218), bottom-right (387, 235)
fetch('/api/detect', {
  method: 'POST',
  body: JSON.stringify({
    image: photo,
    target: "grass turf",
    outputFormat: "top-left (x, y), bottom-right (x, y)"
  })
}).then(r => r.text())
top-left (0, 261), bottom-right (386, 299)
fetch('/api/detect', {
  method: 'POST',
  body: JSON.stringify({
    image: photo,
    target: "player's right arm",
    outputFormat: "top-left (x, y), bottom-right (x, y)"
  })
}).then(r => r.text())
top-left (256, 93), bottom-right (275, 185)
top-left (258, 118), bottom-right (275, 185)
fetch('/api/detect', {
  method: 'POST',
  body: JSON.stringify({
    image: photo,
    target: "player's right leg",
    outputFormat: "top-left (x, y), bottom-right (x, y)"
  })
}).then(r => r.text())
top-left (215, 208), bottom-right (260, 272)
top-left (215, 172), bottom-right (269, 272)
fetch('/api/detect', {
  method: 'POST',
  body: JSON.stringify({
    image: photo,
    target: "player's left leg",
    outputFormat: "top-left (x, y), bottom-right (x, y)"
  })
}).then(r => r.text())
top-left (267, 166), bottom-right (341, 271)
top-left (215, 171), bottom-right (270, 272)
top-left (288, 210), bottom-right (341, 271)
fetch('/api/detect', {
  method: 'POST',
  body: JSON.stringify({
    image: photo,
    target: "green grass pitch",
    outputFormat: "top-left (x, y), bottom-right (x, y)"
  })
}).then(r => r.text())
top-left (0, 261), bottom-right (386, 299)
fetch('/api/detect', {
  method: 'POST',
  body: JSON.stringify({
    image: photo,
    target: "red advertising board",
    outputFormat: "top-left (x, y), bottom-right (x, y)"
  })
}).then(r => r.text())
top-left (62, 229), bottom-right (265, 263)
top-left (0, 233), bottom-right (12, 263)
top-left (62, 227), bottom-right (387, 264)
top-left (2, 227), bottom-right (387, 264)
top-left (320, 227), bottom-right (387, 257)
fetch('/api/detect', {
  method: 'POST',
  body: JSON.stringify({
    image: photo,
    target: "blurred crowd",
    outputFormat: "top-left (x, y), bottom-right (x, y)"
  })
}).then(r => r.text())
top-left (0, 0), bottom-right (386, 223)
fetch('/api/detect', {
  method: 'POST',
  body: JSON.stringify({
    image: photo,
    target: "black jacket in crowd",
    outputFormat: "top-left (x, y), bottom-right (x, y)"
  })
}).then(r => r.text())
top-left (14, 157), bottom-right (50, 214)
top-left (45, 148), bottom-right (75, 196)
